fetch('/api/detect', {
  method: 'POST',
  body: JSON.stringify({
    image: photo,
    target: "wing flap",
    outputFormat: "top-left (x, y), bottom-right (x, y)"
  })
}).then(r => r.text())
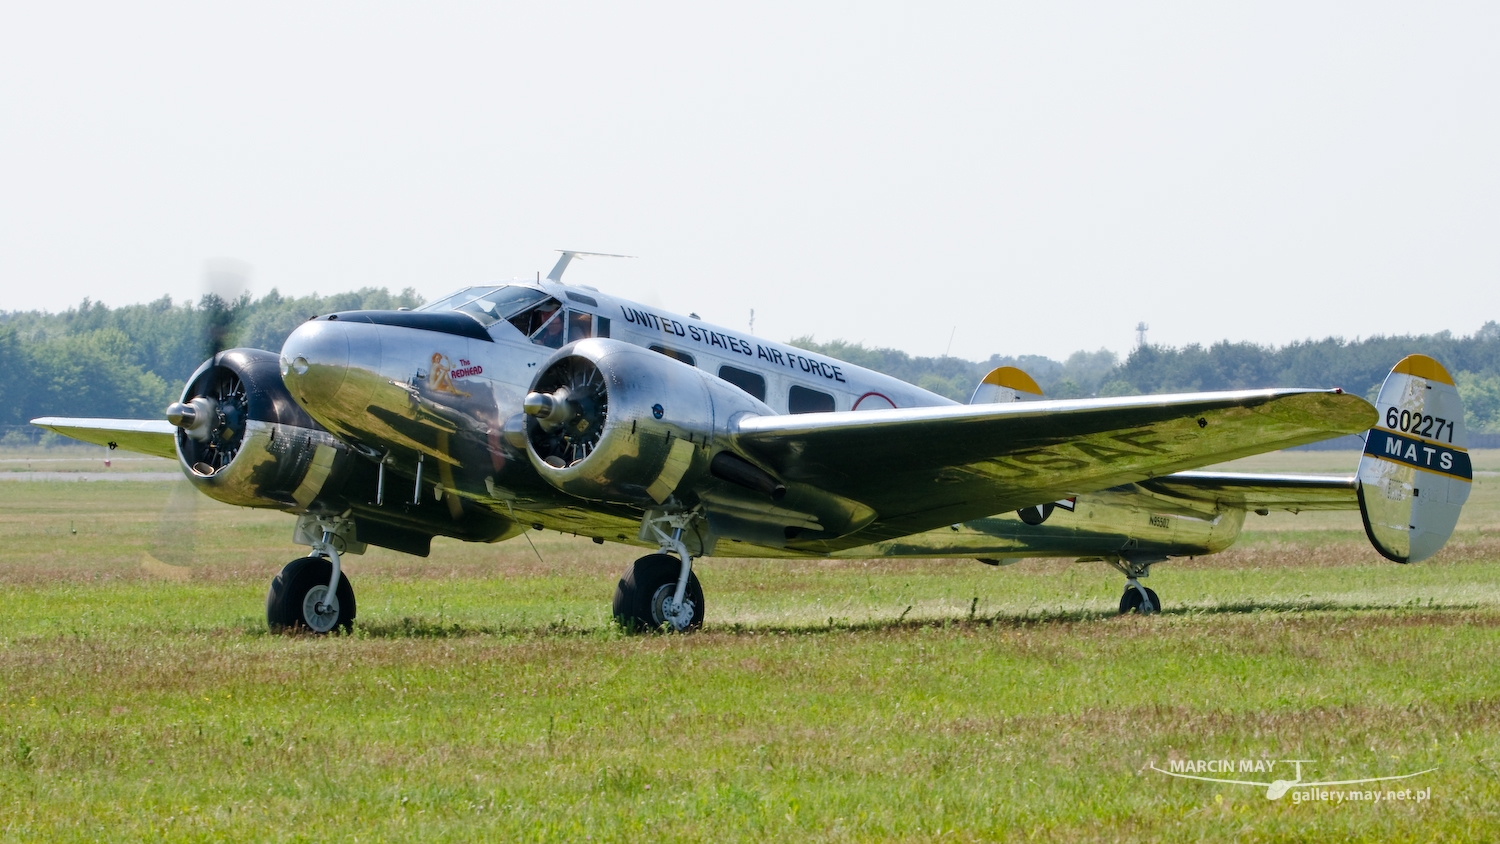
top-left (31, 417), bottom-right (179, 461)
top-left (1140, 471), bottom-right (1359, 512)
top-left (731, 389), bottom-right (1375, 549)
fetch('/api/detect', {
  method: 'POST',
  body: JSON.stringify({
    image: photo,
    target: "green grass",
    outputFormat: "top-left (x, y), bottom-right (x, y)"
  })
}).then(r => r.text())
top-left (2, 454), bottom-right (1499, 841)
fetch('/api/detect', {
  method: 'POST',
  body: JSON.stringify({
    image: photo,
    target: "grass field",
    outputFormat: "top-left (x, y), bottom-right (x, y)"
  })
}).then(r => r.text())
top-left (2, 448), bottom-right (1499, 841)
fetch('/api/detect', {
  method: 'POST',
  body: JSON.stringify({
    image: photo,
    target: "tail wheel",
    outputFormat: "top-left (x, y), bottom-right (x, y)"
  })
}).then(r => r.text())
top-left (613, 553), bottom-right (704, 632)
top-left (267, 556), bottom-right (356, 634)
top-left (1119, 586), bottom-right (1160, 615)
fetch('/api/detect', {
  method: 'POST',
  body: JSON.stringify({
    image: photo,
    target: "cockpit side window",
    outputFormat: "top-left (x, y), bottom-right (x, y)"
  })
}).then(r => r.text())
top-left (506, 298), bottom-right (566, 347)
top-left (458, 287), bottom-right (548, 328)
top-left (419, 286), bottom-right (499, 313)
top-left (532, 309), bottom-right (566, 348)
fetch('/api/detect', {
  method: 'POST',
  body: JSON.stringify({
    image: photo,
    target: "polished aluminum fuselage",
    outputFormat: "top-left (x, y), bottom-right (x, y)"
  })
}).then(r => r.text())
top-left (279, 280), bottom-right (1245, 560)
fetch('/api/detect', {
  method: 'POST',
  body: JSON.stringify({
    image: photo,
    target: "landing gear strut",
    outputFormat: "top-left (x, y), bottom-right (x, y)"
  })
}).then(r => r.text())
top-left (267, 527), bottom-right (356, 633)
top-left (1104, 556), bottom-right (1161, 615)
top-left (613, 510), bottom-right (705, 632)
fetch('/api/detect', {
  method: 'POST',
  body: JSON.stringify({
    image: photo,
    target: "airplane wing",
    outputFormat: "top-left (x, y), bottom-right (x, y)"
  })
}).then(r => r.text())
top-left (731, 388), bottom-right (1374, 549)
top-left (30, 417), bottom-right (178, 461)
top-left (1140, 471), bottom-right (1358, 512)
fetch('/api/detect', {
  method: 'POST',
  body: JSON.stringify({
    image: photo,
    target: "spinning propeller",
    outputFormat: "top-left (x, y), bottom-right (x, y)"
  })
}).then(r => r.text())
top-left (146, 260), bottom-right (253, 577)
top-left (167, 364), bottom-right (249, 476)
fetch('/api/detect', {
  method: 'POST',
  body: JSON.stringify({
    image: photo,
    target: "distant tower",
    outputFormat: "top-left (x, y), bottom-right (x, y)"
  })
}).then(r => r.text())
top-left (1135, 321), bottom-right (1150, 348)
top-left (749, 309), bottom-right (755, 333)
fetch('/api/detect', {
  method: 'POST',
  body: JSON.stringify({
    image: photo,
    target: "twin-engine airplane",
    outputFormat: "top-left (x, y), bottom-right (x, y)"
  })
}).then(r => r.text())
top-left (34, 253), bottom-right (1473, 632)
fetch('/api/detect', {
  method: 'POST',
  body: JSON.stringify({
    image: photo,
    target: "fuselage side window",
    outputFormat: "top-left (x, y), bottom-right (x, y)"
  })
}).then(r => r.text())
top-left (567, 310), bottom-right (594, 343)
top-left (789, 385), bottom-right (835, 414)
top-left (718, 365), bottom-right (766, 401)
top-left (597, 316), bottom-right (611, 338)
top-left (649, 345), bottom-right (695, 366)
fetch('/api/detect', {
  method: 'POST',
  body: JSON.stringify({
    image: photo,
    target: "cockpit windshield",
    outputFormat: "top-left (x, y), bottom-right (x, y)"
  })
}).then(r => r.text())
top-left (455, 287), bottom-right (549, 328)
top-left (420, 285), bottom-right (550, 328)
top-left (420, 284), bottom-right (574, 347)
top-left (418, 286), bottom-right (499, 314)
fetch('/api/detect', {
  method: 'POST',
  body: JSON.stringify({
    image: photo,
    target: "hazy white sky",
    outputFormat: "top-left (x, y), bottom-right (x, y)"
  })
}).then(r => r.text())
top-left (1, 2), bottom-right (1496, 361)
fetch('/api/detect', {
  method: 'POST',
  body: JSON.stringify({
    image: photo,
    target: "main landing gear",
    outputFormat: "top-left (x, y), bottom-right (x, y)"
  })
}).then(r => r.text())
top-left (267, 527), bottom-right (356, 633)
top-left (613, 510), bottom-right (704, 632)
top-left (1103, 555), bottom-right (1163, 616)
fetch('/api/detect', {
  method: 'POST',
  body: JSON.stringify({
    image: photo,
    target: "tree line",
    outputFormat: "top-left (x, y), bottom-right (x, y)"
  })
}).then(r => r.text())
top-left (793, 324), bottom-right (1500, 434)
top-left (2, 289), bottom-right (1497, 444)
top-left (0, 288), bottom-right (423, 444)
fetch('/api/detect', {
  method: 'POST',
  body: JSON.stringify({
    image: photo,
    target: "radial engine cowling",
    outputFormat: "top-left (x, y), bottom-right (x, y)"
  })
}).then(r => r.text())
top-left (167, 348), bottom-right (351, 510)
top-left (520, 339), bottom-right (772, 504)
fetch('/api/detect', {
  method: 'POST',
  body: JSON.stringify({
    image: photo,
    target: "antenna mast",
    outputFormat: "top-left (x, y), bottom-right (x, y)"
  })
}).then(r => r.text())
top-left (1135, 321), bottom-right (1150, 348)
top-left (545, 250), bottom-right (634, 283)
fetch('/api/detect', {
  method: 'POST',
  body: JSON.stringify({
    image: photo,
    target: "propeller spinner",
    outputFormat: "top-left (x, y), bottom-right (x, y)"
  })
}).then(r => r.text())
top-left (169, 366), bottom-right (249, 476)
top-left (525, 358), bottom-right (608, 468)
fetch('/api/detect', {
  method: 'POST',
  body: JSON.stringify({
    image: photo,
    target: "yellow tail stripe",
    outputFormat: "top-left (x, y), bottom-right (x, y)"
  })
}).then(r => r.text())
top-left (1392, 354), bottom-right (1454, 386)
top-left (980, 366), bottom-right (1043, 395)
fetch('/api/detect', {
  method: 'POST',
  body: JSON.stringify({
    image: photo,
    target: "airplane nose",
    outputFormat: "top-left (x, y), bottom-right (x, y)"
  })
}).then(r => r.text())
top-left (280, 318), bottom-right (349, 408)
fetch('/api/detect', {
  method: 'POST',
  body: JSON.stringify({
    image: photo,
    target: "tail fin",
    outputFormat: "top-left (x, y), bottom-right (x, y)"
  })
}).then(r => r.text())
top-left (1356, 354), bottom-right (1471, 563)
top-left (970, 366), bottom-right (1044, 404)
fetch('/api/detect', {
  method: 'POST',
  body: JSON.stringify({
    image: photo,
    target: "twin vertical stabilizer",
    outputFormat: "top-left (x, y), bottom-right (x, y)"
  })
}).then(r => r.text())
top-left (1356, 355), bottom-right (1472, 563)
top-left (969, 366), bottom-right (1044, 404)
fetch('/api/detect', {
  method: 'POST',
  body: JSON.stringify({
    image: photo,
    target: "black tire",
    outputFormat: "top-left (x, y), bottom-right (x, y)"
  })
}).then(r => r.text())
top-left (612, 553), bottom-right (704, 632)
top-left (1119, 586), bottom-right (1160, 615)
top-left (267, 556), bottom-right (356, 634)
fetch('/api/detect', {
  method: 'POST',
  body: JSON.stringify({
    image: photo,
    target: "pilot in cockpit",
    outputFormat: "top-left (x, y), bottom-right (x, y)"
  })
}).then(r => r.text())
top-left (532, 303), bottom-right (565, 348)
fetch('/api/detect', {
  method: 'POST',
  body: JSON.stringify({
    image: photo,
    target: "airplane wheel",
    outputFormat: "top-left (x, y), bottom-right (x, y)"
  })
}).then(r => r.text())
top-left (613, 554), bottom-right (704, 632)
top-left (267, 556), bottom-right (356, 634)
top-left (1119, 586), bottom-right (1160, 615)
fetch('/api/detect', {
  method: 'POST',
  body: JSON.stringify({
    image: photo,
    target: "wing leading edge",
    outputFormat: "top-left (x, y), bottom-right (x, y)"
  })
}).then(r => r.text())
top-left (731, 388), bottom-right (1375, 551)
top-left (30, 417), bottom-right (178, 461)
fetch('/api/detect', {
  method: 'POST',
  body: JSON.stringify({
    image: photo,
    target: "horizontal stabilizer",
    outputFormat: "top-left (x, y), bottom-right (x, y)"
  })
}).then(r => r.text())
top-left (1356, 355), bottom-right (1471, 563)
top-left (1142, 471), bottom-right (1358, 512)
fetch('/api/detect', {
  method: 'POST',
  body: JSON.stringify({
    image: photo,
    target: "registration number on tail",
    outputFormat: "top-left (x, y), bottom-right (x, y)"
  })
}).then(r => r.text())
top-left (1385, 408), bottom-right (1455, 443)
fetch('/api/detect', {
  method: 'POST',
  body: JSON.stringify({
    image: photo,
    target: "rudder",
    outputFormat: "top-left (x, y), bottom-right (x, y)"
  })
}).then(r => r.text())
top-left (970, 366), bottom-right (1043, 404)
top-left (1356, 354), bottom-right (1472, 563)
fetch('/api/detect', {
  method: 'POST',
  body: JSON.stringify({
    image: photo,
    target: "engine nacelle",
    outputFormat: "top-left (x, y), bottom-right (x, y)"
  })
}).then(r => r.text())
top-left (520, 339), bottom-right (772, 504)
top-left (168, 348), bottom-right (352, 511)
